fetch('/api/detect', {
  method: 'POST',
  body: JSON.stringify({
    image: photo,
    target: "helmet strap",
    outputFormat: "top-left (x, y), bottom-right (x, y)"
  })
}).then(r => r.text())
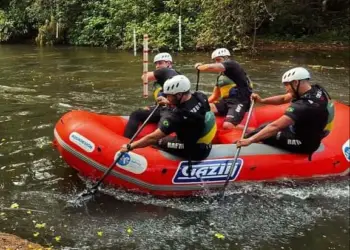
top-left (291, 80), bottom-right (301, 99)
top-left (296, 80), bottom-right (301, 99)
top-left (175, 93), bottom-right (185, 105)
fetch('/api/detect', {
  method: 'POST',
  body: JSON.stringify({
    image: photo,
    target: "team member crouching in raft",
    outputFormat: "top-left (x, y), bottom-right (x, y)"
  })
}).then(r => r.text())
top-left (121, 75), bottom-right (217, 161)
top-left (237, 67), bottom-right (334, 156)
top-left (123, 52), bottom-right (180, 139)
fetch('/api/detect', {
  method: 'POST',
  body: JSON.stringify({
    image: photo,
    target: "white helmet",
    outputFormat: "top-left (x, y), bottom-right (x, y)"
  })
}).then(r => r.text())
top-left (211, 48), bottom-right (231, 59)
top-left (282, 67), bottom-right (311, 83)
top-left (163, 75), bottom-right (191, 95)
top-left (153, 52), bottom-right (173, 63)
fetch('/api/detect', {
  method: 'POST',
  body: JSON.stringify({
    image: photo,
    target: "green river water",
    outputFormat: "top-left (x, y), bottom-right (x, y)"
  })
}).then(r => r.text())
top-left (0, 45), bottom-right (349, 250)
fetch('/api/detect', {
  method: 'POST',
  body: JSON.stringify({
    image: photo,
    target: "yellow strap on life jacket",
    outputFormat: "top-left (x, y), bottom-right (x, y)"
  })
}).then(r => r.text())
top-left (197, 124), bottom-right (217, 144)
top-left (323, 121), bottom-right (334, 134)
top-left (153, 87), bottom-right (162, 101)
top-left (219, 84), bottom-right (236, 99)
top-left (197, 112), bottom-right (217, 144)
top-left (323, 101), bottom-right (335, 136)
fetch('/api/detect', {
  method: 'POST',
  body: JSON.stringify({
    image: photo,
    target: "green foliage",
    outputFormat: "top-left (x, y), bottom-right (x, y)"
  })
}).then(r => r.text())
top-left (263, 0), bottom-right (350, 40)
top-left (0, 0), bottom-right (349, 48)
top-left (0, 10), bottom-right (12, 41)
top-left (0, 1), bottom-right (29, 42)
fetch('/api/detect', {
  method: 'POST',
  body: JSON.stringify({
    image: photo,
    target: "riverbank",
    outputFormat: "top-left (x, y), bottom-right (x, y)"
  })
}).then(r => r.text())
top-left (0, 233), bottom-right (45, 250)
top-left (1, 38), bottom-right (349, 52)
top-left (255, 39), bottom-right (349, 51)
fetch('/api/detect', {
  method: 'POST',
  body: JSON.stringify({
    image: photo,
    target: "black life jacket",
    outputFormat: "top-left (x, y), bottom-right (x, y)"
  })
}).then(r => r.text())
top-left (173, 92), bottom-right (210, 145)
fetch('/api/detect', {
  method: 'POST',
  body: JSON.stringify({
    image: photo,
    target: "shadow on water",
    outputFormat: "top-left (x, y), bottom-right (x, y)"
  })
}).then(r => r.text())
top-left (0, 45), bottom-right (349, 250)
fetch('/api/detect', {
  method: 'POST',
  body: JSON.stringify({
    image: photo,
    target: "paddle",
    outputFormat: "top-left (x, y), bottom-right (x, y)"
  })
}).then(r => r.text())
top-left (75, 104), bottom-right (160, 201)
top-left (219, 99), bottom-right (255, 200)
top-left (195, 69), bottom-right (200, 91)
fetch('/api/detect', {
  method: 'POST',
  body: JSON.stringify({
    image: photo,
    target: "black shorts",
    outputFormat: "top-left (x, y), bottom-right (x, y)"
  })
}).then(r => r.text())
top-left (134, 105), bottom-right (162, 122)
top-left (214, 98), bottom-right (250, 125)
top-left (245, 123), bottom-right (320, 154)
top-left (157, 136), bottom-right (211, 161)
top-left (123, 105), bottom-right (167, 139)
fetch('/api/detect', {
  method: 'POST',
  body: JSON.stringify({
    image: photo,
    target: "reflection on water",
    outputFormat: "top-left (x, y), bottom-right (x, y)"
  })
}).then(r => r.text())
top-left (0, 45), bottom-right (349, 249)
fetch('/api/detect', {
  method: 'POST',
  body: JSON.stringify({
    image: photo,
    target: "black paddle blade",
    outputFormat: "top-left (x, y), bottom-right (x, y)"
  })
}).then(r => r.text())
top-left (80, 188), bottom-right (97, 197)
top-left (218, 191), bottom-right (226, 202)
top-left (67, 188), bottom-right (97, 206)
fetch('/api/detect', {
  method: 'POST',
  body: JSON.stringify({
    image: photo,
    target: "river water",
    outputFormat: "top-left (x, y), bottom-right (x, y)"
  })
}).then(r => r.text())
top-left (0, 45), bottom-right (349, 250)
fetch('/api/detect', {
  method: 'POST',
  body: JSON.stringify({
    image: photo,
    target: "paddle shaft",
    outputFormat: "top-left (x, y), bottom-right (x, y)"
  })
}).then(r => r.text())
top-left (220, 99), bottom-right (255, 197)
top-left (195, 70), bottom-right (200, 91)
top-left (90, 104), bottom-right (160, 191)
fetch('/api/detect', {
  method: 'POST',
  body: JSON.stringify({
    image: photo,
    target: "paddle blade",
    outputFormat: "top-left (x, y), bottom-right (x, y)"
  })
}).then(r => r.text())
top-left (67, 188), bottom-right (97, 206)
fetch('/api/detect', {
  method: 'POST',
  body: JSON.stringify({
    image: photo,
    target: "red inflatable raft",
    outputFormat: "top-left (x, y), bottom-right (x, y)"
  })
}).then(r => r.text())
top-left (53, 101), bottom-right (350, 197)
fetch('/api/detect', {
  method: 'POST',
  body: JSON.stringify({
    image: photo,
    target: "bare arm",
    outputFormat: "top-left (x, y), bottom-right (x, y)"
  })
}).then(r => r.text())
top-left (249, 115), bottom-right (294, 143)
top-left (208, 86), bottom-right (220, 103)
top-left (141, 72), bottom-right (156, 82)
top-left (129, 128), bottom-right (166, 149)
top-left (260, 93), bottom-right (293, 105)
top-left (197, 63), bottom-right (225, 73)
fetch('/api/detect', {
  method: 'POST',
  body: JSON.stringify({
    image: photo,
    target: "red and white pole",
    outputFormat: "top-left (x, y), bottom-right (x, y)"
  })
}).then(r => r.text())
top-left (142, 34), bottom-right (149, 98)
